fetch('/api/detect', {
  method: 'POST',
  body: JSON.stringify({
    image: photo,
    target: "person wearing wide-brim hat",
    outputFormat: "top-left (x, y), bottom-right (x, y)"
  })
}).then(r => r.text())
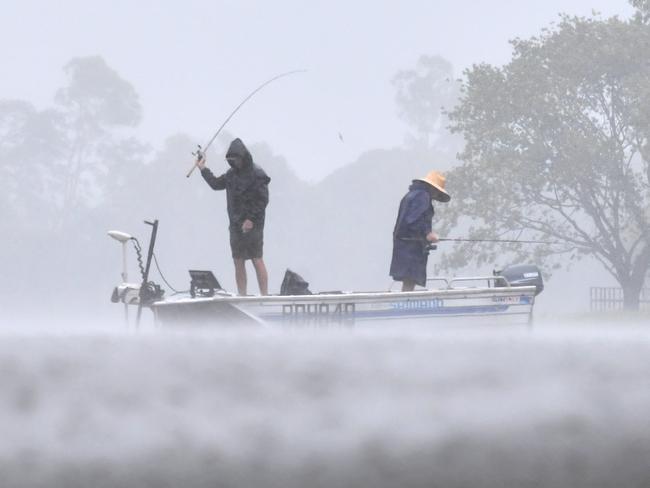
top-left (390, 171), bottom-right (450, 291)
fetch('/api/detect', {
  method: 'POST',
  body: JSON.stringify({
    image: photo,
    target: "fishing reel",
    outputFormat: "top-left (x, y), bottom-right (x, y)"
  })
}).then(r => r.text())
top-left (192, 144), bottom-right (204, 162)
top-left (186, 145), bottom-right (206, 178)
top-left (397, 237), bottom-right (437, 255)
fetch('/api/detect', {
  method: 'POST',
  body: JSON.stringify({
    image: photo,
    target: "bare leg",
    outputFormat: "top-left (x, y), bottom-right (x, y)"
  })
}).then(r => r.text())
top-left (252, 257), bottom-right (269, 296)
top-left (234, 258), bottom-right (247, 295)
top-left (401, 280), bottom-right (416, 292)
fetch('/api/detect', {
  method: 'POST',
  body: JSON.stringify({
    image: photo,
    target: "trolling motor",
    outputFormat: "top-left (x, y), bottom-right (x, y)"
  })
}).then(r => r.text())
top-left (108, 220), bottom-right (165, 328)
top-left (133, 220), bottom-right (165, 325)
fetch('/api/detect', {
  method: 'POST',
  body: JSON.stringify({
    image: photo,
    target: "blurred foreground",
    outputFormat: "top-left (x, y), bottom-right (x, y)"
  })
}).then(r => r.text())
top-left (1, 319), bottom-right (649, 488)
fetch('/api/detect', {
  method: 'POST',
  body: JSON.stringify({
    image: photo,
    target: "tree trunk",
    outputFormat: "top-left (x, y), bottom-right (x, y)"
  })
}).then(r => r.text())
top-left (621, 279), bottom-right (643, 311)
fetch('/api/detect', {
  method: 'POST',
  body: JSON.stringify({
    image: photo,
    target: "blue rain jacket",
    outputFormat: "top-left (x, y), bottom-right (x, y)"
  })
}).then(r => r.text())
top-left (389, 181), bottom-right (434, 287)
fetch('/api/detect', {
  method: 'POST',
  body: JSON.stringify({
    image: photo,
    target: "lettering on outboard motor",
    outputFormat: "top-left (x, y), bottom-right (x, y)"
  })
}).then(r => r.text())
top-left (492, 296), bottom-right (522, 304)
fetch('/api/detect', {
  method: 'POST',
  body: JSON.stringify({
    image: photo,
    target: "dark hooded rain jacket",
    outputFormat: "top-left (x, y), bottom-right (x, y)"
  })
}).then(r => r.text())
top-left (200, 138), bottom-right (271, 230)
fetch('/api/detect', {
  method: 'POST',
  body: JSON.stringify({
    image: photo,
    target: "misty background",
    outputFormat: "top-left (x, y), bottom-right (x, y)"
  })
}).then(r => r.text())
top-left (0, 0), bottom-right (640, 326)
top-left (4, 3), bottom-right (650, 487)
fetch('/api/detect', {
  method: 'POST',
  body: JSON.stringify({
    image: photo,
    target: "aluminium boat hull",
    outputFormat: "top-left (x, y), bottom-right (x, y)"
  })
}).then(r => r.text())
top-left (151, 285), bottom-right (537, 327)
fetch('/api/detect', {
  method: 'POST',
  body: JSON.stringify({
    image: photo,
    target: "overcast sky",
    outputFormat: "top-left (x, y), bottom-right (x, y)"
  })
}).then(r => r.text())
top-left (1, 0), bottom-right (634, 181)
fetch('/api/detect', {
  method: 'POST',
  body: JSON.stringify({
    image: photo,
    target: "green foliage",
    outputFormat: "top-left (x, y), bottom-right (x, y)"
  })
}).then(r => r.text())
top-left (630, 0), bottom-right (650, 23)
top-left (444, 11), bottom-right (650, 308)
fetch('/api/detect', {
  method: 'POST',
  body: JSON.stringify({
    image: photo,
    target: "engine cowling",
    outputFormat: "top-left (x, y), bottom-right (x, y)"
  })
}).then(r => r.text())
top-left (494, 265), bottom-right (544, 296)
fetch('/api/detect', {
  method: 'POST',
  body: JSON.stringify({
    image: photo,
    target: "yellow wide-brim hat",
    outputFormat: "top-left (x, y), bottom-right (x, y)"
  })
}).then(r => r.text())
top-left (416, 171), bottom-right (451, 202)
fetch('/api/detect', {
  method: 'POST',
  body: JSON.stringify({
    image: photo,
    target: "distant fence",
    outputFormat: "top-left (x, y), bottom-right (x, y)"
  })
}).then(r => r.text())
top-left (590, 287), bottom-right (650, 312)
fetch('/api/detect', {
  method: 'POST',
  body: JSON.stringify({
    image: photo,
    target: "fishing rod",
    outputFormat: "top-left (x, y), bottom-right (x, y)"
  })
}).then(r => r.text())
top-left (186, 69), bottom-right (307, 178)
top-left (399, 237), bottom-right (558, 246)
top-left (439, 238), bottom-right (558, 244)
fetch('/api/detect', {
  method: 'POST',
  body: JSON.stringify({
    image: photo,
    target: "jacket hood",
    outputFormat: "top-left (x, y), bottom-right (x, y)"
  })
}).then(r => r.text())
top-left (226, 138), bottom-right (253, 170)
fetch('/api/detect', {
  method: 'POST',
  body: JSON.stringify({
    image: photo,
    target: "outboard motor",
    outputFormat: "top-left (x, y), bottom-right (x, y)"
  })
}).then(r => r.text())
top-left (494, 265), bottom-right (544, 296)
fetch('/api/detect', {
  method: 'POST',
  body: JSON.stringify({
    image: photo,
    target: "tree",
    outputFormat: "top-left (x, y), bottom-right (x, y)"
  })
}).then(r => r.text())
top-left (392, 55), bottom-right (460, 148)
top-left (0, 57), bottom-right (148, 313)
top-left (631, 0), bottom-right (650, 22)
top-left (0, 57), bottom-right (148, 230)
top-left (443, 5), bottom-right (650, 310)
top-left (0, 100), bottom-right (66, 230)
top-left (53, 56), bottom-right (145, 220)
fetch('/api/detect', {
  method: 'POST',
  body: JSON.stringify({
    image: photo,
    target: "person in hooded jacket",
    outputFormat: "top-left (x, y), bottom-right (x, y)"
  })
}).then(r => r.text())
top-left (197, 138), bottom-right (271, 295)
top-left (390, 171), bottom-right (450, 291)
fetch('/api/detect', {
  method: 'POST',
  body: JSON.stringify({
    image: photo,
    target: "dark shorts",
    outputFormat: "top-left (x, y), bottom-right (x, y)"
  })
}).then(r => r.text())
top-left (230, 227), bottom-right (264, 260)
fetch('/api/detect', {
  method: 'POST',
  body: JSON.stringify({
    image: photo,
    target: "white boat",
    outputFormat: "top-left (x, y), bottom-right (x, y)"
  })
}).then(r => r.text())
top-left (109, 221), bottom-right (543, 328)
top-left (151, 279), bottom-right (539, 328)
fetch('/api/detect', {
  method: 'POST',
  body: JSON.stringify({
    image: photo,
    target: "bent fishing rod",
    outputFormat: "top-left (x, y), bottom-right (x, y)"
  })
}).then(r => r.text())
top-left (186, 69), bottom-right (307, 178)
